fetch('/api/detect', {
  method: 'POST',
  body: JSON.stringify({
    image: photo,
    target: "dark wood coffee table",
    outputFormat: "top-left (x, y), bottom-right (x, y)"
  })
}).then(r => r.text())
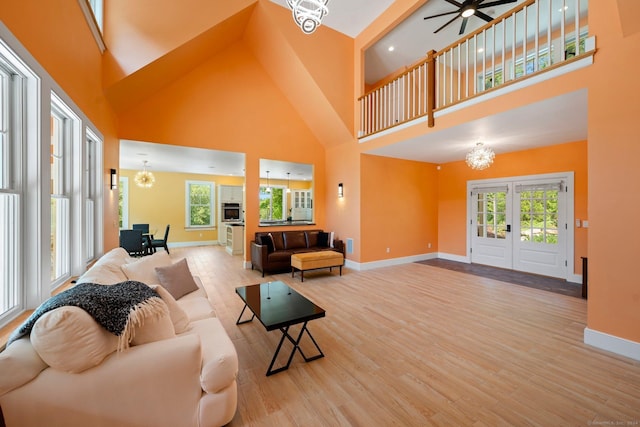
top-left (235, 281), bottom-right (325, 376)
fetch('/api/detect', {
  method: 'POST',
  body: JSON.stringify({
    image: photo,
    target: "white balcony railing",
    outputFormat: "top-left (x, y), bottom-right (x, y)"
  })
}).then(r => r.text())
top-left (359, 0), bottom-right (592, 139)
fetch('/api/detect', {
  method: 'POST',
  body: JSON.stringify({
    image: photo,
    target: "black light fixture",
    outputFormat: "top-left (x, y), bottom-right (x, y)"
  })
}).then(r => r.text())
top-left (338, 182), bottom-right (344, 198)
top-left (110, 168), bottom-right (117, 190)
top-left (461, 4), bottom-right (476, 17)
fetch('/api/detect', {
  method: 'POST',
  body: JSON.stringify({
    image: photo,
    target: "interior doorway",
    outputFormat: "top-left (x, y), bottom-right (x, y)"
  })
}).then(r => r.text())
top-left (467, 172), bottom-right (574, 280)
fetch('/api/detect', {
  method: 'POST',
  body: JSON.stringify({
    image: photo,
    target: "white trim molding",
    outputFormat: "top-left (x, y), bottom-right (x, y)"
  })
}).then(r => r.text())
top-left (584, 327), bottom-right (640, 362)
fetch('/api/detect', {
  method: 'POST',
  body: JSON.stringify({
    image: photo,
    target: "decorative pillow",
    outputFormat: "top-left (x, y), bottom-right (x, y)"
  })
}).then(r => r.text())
top-left (329, 231), bottom-right (335, 248)
top-left (30, 306), bottom-right (119, 373)
top-left (130, 303), bottom-right (175, 346)
top-left (155, 258), bottom-right (199, 300)
top-left (259, 234), bottom-right (275, 253)
top-left (149, 284), bottom-right (190, 334)
top-left (121, 251), bottom-right (172, 285)
top-left (317, 232), bottom-right (329, 248)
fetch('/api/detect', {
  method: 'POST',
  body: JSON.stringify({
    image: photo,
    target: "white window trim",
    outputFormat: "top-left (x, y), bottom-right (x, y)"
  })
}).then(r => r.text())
top-left (0, 21), bottom-right (105, 328)
top-left (77, 0), bottom-right (106, 53)
top-left (119, 176), bottom-right (129, 230)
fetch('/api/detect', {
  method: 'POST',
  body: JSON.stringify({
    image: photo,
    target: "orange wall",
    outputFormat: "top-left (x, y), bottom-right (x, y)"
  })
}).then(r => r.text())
top-left (438, 141), bottom-right (588, 275)
top-left (360, 155), bottom-right (439, 261)
top-left (1, 1), bottom-right (120, 251)
top-left (587, 0), bottom-right (640, 342)
top-left (116, 41), bottom-right (327, 260)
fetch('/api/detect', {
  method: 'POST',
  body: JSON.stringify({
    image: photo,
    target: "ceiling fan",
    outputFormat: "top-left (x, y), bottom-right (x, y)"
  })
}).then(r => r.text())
top-left (423, 0), bottom-right (517, 35)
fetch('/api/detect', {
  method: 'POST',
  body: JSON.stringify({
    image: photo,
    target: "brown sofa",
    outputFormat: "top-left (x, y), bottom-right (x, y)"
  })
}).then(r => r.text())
top-left (250, 230), bottom-right (345, 277)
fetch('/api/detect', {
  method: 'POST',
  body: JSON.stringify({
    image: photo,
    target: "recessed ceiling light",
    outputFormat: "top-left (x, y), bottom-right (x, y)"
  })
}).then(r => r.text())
top-left (558, 5), bottom-right (568, 12)
top-left (478, 47), bottom-right (484, 53)
top-left (388, 46), bottom-right (395, 52)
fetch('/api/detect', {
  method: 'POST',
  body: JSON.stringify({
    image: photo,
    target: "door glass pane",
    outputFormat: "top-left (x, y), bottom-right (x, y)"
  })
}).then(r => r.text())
top-left (519, 188), bottom-right (559, 245)
top-left (476, 191), bottom-right (507, 240)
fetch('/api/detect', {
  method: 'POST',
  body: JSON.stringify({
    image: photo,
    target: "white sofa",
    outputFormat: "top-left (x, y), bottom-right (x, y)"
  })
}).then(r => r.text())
top-left (0, 248), bottom-right (238, 427)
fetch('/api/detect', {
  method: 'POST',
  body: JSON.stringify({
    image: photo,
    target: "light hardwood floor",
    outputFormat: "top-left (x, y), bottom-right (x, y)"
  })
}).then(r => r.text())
top-left (175, 245), bottom-right (640, 426)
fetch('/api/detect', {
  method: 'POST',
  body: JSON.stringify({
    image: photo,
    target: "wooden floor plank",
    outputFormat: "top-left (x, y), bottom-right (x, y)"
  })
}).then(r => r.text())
top-left (5, 245), bottom-right (638, 426)
top-left (170, 245), bottom-right (640, 426)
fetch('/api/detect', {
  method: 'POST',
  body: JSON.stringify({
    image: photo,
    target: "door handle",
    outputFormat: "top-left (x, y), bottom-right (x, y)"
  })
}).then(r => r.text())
top-left (506, 224), bottom-right (511, 232)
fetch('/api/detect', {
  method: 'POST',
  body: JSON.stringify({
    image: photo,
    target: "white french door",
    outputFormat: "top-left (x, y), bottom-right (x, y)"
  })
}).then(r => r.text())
top-left (469, 173), bottom-right (573, 280)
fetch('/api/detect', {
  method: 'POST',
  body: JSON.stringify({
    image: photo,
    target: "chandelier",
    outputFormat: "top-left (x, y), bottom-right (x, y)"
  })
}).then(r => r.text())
top-left (286, 0), bottom-right (329, 34)
top-left (465, 142), bottom-right (495, 170)
top-left (134, 160), bottom-right (155, 188)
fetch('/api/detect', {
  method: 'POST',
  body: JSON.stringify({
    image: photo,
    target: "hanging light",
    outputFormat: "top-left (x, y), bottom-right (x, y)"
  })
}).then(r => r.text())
top-left (286, 172), bottom-right (291, 193)
top-left (266, 170), bottom-right (271, 193)
top-left (134, 160), bottom-right (155, 188)
top-left (286, 0), bottom-right (329, 34)
top-left (465, 142), bottom-right (495, 170)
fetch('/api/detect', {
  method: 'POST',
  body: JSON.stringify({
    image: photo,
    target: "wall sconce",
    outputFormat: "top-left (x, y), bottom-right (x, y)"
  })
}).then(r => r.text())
top-left (338, 182), bottom-right (344, 198)
top-left (110, 168), bottom-right (117, 190)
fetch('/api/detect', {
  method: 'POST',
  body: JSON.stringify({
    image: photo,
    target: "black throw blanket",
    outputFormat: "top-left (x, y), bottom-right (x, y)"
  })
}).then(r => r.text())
top-left (7, 281), bottom-right (166, 350)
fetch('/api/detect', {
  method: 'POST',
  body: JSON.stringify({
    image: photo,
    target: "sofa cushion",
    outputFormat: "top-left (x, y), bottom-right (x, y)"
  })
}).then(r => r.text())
top-left (76, 248), bottom-right (133, 285)
top-left (283, 231), bottom-right (307, 250)
top-left (121, 251), bottom-right (172, 285)
top-left (155, 258), bottom-right (199, 300)
top-left (182, 318), bottom-right (238, 394)
top-left (0, 337), bottom-right (48, 397)
top-left (259, 234), bottom-right (275, 253)
top-left (130, 304), bottom-right (175, 346)
top-left (306, 231), bottom-right (319, 248)
top-left (149, 284), bottom-right (190, 334)
top-left (317, 231), bottom-right (329, 247)
top-left (267, 251), bottom-right (294, 263)
top-left (270, 232), bottom-right (285, 251)
top-left (30, 306), bottom-right (119, 373)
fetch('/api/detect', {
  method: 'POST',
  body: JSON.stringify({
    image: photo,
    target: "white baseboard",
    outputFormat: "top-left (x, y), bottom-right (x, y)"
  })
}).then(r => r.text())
top-left (346, 252), bottom-right (437, 271)
top-left (437, 252), bottom-right (470, 263)
top-left (584, 327), bottom-right (640, 361)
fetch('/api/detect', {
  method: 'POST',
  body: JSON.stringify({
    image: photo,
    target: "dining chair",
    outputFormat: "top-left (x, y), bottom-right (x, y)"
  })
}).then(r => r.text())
top-left (119, 229), bottom-right (147, 257)
top-left (132, 223), bottom-right (150, 234)
top-left (150, 224), bottom-right (171, 254)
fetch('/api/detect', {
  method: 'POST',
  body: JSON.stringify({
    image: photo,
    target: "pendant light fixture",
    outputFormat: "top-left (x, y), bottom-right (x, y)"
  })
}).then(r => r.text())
top-left (286, 172), bottom-right (291, 193)
top-left (134, 160), bottom-right (155, 188)
top-left (465, 142), bottom-right (495, 170)
top-left (286, 0), bottom-right (329, 34)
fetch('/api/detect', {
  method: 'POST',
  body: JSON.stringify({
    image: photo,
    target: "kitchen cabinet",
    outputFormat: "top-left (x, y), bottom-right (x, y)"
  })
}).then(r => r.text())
top-left (225, 224), bottom-right (244, 255)
top-left (220, 185), bottom-right (243, 203)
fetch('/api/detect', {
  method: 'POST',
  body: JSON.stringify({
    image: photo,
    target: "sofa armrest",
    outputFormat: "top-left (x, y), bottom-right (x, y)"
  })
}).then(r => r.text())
top-left (1, 335), bottom-right (203, 427)
top-left (250, 241), bottom-right (268, 270)
top-left (333, 239), bottom-right (346, 256)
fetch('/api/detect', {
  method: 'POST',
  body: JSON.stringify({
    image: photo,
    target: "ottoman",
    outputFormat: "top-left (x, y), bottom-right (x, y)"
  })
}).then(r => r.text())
top-left (291, 251), bottom-right (344, 282)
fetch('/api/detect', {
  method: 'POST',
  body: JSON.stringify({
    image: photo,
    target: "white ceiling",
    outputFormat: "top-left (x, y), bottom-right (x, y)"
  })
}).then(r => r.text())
top-left (120, 1), bottom-right (588, 175)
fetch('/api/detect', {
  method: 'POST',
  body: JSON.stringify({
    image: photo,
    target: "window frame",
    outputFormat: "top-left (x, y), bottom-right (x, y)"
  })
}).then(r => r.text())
top-left (185, 180), bottom-right (215, 228)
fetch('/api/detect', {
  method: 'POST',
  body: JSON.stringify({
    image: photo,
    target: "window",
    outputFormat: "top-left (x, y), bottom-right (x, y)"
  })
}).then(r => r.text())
top-left (0, 24), bottom-right (104, 329)
top-left (50, 100), bottom-right (74, 285)
top-left (259, 186), bottom-right (286, 221)
top-left (186, 181), bottom-right (214, 227)
top-left (0, 59), bottom-right (21, 322)
top-left (87, 0), bottom-right (104, 31)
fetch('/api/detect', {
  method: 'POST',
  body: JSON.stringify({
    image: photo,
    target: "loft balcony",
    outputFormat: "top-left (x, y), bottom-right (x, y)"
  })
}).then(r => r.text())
top-left (358, 0), bottom-right (594, 140)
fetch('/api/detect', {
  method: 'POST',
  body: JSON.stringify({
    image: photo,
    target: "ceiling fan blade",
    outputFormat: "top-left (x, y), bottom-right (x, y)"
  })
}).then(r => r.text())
top-left (477, 0), bottom-right (517, 8)
top-left (424, 10), bottom-right (462, 20)
top-left (459, 17), bottom-right (468, 35)
top-left (434, 14), bottom-right (461, 33)
top-left (475, 10), bottom-right (495, 22)
top-left (442, 0), bottom-right (464, 7)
